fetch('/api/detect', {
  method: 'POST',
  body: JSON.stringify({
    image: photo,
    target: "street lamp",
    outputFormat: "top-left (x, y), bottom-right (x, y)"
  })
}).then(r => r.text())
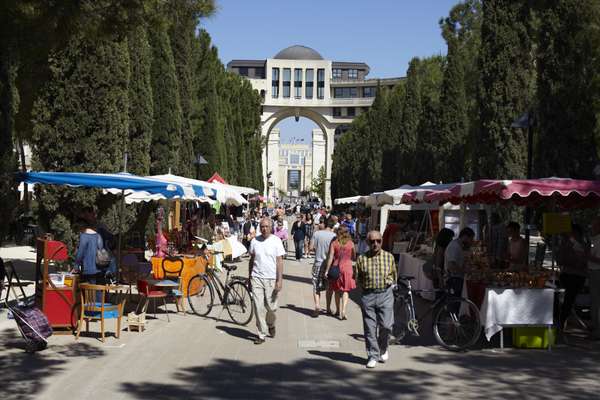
top-left (511, 111), bottom-right (535, 260)
top-left (194, 154), bottom-right (208, 180)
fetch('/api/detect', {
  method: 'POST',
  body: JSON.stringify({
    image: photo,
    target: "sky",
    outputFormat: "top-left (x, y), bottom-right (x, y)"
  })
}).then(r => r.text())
top-left (201, 0), bottom-right (458, 143)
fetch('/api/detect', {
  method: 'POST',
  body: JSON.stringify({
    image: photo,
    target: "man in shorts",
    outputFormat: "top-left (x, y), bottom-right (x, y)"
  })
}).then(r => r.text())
top-left (309, 220), bottom-right (336, 317)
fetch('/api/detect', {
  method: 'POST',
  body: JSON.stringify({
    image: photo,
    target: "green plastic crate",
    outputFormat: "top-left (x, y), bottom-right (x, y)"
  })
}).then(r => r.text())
top-left (513, 327), bottom-right (556, 349)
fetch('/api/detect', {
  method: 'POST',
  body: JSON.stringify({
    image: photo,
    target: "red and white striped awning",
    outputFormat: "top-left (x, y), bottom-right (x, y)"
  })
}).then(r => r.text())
top-left (402, 178), bottom-right (600, 209)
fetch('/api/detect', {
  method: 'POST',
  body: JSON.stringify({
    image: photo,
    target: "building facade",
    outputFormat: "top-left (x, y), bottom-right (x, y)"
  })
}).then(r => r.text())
top-left (228, 45), bottom-right (402, 205)
top-left (276, 137), bottom-right (314, 197)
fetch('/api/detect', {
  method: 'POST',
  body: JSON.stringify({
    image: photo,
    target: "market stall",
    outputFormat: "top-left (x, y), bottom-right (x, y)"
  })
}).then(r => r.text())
top-left (400, 177), bottom-right (600, 348)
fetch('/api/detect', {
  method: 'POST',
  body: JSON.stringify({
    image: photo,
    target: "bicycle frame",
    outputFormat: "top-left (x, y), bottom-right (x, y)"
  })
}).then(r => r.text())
top-left (203, 266), bottom-right (248, 304)
top-left (396, 279), bottom-right (454, 334)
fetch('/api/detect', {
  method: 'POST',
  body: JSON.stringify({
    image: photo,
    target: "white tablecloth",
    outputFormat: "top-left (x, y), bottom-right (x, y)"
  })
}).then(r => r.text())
top-left (480, 288), bottom-right (554, 341)
top-left (397, 253), bottom-right (434, 301)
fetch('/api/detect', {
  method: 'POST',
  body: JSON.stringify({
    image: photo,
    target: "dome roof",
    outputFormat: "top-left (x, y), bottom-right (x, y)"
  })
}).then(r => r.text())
top-left (274, 45), bottom-right (323, 60)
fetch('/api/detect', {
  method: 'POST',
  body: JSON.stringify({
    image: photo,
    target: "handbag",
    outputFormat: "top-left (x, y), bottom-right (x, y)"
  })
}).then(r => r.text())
top-left (96, 248), bottom-right (112, 267)
top-left (327, 265), bottom-right (340, 280)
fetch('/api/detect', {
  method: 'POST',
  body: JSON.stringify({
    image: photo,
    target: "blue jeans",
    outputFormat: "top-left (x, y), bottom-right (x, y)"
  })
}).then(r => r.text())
top-left (294, 239), bottom-right (304, 260)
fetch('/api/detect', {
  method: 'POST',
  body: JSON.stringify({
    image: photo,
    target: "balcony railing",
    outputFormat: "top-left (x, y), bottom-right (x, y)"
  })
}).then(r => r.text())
top-left (329, 97), bottom-right (374, 106)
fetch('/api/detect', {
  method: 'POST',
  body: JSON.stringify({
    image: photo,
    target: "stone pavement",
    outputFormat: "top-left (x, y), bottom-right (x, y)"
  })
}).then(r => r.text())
top-left (1, 246), bottom-right (600, 400)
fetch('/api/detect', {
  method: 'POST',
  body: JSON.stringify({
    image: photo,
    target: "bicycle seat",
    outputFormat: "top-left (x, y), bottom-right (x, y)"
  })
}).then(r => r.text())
top-left (399, 275), bottom-right (415, 281)
top-left (222, 263), bottom-right (237, 272)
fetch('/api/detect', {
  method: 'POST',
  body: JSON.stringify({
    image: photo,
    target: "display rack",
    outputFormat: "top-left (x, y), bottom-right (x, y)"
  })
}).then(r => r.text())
top-left (35, 237), bottom-right (78, 333)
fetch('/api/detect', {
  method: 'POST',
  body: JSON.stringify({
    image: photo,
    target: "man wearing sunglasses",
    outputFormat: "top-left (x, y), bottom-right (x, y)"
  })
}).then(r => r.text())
top-left (249, 217), bottom-right (286, 344)
top-left (354, 230), bottom-right (397, 368)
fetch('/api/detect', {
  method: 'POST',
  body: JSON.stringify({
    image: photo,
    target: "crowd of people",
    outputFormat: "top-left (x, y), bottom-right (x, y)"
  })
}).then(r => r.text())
top-left (244, 204), bottom-right (397, 369)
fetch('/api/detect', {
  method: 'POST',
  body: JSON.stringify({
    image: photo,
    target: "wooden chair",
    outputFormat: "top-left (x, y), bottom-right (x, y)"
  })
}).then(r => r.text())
top-left (3, 260), bottom-right (33, 303)
top-left (76, 283), bottom-right (125, 342)
top-left (161, 256), bottom-right (185, 314)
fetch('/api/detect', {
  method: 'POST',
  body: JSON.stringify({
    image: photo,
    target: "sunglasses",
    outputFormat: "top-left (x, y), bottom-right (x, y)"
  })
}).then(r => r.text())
top-left (260, 225), bottom-right (270, 228)
top-left (368, 239), bottom-right (382, 244)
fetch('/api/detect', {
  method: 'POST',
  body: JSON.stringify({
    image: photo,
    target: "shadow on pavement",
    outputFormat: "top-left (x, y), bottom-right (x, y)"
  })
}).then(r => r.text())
top-left (121, 358), bottom-right (435, 399)
top-left (280, 303), bottom-right (314, 317)
top-left (282, 273), bottom-right (313, 285)
top-left (0, 328), bottom-right (107, 400)
top-left (308, 350), bottom-right (367, 365)
top-left (216, 325), bottom-right (255, 342)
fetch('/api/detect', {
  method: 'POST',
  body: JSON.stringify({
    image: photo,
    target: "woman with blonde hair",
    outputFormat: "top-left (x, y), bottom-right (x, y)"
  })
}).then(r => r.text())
top-left (324, 224), bottom-right (356, 319)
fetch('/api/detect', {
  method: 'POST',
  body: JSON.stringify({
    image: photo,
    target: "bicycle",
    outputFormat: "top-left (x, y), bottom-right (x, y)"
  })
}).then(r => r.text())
top-left (187, 261), bottom-right (254, 325)
top-left (392, 274), bottom-right (481, 351)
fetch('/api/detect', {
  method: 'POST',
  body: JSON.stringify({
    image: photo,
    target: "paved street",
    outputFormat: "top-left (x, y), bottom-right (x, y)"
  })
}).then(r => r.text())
top-left (1, 248), bottom-right (600, 400)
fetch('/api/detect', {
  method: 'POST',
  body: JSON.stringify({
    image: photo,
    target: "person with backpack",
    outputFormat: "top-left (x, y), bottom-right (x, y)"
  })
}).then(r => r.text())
top-left (74, 219), bottom-right (105, 284)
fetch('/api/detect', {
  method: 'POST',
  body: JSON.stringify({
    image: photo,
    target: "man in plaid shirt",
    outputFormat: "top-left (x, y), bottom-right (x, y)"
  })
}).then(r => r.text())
top-left (354, 230), bottom-right (397, 368)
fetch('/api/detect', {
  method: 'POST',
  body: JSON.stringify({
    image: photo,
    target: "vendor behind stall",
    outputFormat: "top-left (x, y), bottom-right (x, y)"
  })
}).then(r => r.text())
top-left (444, 227), bottom-right (475, 296)
top-left (506, 221), bottom-right (528, 271)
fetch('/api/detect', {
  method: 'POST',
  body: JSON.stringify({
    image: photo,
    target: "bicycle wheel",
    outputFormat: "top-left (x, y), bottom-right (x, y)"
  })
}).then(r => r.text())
top-left (187, 274), bottom-right (214, 317)
top-left (390, 297), bottom-right (412, 344)
top-left (224, 281), bottom-right (254, 325)
top-left (433, 297), bottom-right (481, 351)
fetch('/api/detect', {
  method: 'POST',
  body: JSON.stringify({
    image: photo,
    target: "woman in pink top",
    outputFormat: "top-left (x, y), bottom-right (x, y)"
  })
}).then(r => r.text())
top-left (324, 225), bottom-right (356, 320)
top-left (274, 220), bottom-right (289, 257)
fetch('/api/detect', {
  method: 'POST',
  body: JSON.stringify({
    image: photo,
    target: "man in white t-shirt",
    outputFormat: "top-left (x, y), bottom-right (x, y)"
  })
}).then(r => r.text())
top-left (249, 217), bottom-right (286, 344)
top-left (444, 227), bottom-right (475, 296)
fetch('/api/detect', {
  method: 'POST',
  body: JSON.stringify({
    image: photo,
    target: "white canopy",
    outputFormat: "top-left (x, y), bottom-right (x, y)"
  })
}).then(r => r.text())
top-left (151, 174), bottom-right (248, 207)
top-left (334, 195), bottom-right (365, 205)
top-left (374, 182), bottom-right (454, 206)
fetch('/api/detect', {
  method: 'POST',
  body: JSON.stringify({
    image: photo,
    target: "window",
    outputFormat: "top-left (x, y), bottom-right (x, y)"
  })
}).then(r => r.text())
top-left (332, 68), bottom-right (342, 79)
top-left (294, 68), bottom-right (302, 98)
top-left (348, 69), bottom-right (358, 79)
top-left (271, 68), bottom-right (280, 98)
top-left (363, 86), bottom-right (376, 97)
top-left (347, 107), bottom-right (356, 117)
top-left (288, 170), bottom-right (301, 191)
top-left (255, 67), bottom-right (265, 79)
top-left (283, 68), bottom-right (291, 98)
top-left (239, 67), bottom-right (248, 76)
top-left (317, 69), bottom-right (325, 99)
top-left (305, 69), bottom-right (314, 99)
top-left (333, 107), bottom-right (342, 117)
top-left (290, 154), bottom-right (300, 165)
top-left (333, 87), bottom-right (358, 98)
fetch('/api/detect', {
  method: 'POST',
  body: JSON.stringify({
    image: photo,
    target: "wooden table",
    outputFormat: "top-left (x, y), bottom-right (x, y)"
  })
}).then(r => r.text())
top-left (150, 256), bottom-right (207, 296)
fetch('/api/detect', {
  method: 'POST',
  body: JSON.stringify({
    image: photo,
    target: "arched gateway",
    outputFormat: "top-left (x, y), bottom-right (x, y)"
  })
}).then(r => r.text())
top-left (227, 45), bottom-right (402, 206)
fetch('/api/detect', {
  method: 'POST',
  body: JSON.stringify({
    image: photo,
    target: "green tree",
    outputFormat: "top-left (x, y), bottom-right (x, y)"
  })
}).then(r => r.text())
top-left (413, 56), bottom-right (445, 184)
top-left (436, 0), bottom-right (482, 182)
top-left (477, 0), bottom-right (535, 179)
top-left (535, 0), bottom-right (600, 179)
top-left (310, 166), bottom-right (327, 202)
top-left (148, 24), bottom-right (182, 175)
top-left (0, 41), bottom-right (19, 243)
top-left (31, 35), bottom-right (130, 249)
top-left (127, 26), bottom-right (153, 176)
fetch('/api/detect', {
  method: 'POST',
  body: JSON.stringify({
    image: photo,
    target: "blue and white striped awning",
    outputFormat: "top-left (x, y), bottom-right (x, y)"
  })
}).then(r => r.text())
top-left (18, 171), bottom-right (194, 199)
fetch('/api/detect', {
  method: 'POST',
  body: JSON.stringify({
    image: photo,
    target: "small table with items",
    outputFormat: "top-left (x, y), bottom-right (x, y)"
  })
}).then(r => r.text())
top-left (479, 287), bottom-right (555, 350)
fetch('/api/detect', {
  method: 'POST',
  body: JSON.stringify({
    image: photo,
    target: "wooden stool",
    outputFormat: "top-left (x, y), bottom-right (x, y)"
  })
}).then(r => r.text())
top-left (127, 312), bottom-right (146, 332)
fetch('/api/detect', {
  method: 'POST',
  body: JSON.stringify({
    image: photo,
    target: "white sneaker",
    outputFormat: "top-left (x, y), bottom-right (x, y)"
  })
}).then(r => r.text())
top-left (379, 351), bottom-right (389, 363)
top-left (366, 358), bottom-right (377, 369)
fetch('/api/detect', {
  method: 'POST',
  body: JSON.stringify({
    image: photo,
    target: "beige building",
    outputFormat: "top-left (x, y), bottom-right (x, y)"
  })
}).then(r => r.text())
top-left (227, 45), bottom-right (402, 205)
top-left (276, 139), bottom-right (314, 197)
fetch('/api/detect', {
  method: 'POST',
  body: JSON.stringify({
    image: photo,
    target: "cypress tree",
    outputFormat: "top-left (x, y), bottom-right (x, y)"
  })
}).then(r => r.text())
top-left (127, 26), bottom-right (153, 176)
top-left (413, 56), bottom-right (444, 184)
top-left (148, 24), bottom-right (182, 175)
top-left (402, 58), bottom-right (424, 182)
top-left (477, 0), bottom-right (535, 179)
top-left (31, 35), bottom-right (130, 249)
top-left (535, 0), bottom-right (600, 179)
top-left (437, 32), bottom-right (469, 182)
top-left (0, 41), bottom-right (19, 244)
